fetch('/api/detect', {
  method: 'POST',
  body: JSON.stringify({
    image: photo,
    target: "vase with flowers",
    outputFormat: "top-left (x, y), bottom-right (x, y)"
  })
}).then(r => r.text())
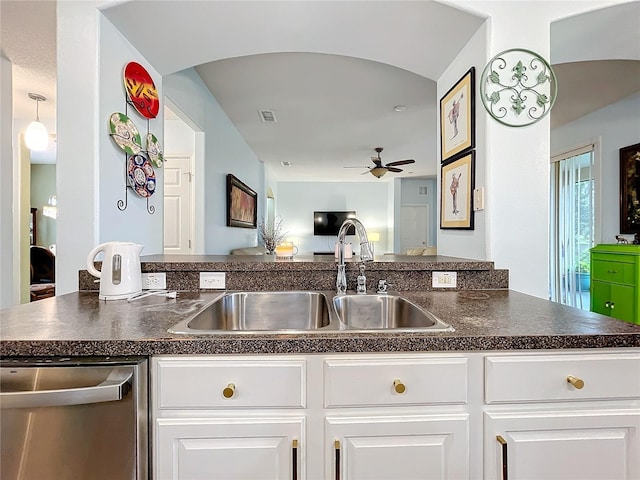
top-left (258, 216), bottom-right (287, 254)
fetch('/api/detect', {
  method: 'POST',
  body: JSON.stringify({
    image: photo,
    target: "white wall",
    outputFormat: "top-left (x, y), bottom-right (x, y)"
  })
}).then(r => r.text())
top-left (437, 22), bottom-right (487, 261)
top-left (99, 16), bottom-right (164, 252)
top-left (56, 1), bottom-right (100, 295)
top-left (1, 55), bottom-right (14, 307)
top-left (446, 0), bottom-right (623, 299)
top-left (552, 91), bottom-right (640, 244)
top-left (163, 68), bottom-right (263, 254)
top-left (47, 0), bottom-right (618, 298)
top-left (165, 116), bottom-right (195, 153)
top-left (276, 181), bottom-right (392, 255)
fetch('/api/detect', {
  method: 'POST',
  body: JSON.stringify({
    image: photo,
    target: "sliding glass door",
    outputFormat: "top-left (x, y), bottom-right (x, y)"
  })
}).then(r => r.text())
top-left (549, 144), bottom-right (595, 309)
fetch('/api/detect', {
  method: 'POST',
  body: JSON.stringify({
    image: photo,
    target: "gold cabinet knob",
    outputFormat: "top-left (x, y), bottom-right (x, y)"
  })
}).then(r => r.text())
top-left (393, 379), bottom-right (406, 394)
top-left (567, 375), bottom-right (584, 389)
top-left (223, 383), bottom-right (236, 398)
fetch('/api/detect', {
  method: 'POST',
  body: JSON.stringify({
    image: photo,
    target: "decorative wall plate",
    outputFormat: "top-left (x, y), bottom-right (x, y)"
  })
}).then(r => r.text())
top-left (109, 112), bottom-right (142, 154)
top-left (127, 154), bottom-right (156, 197)
top-left (480, 48), bottom-right (557, 127)
top-left (146, 133), bottom-right (164, 167)
top-left (124, 61), bottom-right (159, 119)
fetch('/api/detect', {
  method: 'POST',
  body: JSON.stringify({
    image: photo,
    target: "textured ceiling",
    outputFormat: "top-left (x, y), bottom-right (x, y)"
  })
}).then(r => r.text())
top-left (0, 0), bottom-right (57, 124)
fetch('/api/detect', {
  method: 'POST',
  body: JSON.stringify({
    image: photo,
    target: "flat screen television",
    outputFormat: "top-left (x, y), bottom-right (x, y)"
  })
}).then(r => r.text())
top-left (313, 211), bottom-right (356, 236)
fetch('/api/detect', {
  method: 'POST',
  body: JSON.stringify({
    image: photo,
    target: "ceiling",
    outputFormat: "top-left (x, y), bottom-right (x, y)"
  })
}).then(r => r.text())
top-left (2, 1), bottom-right (639, 179)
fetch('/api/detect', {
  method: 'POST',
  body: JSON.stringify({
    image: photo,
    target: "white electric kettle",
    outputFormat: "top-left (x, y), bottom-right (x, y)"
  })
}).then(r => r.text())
top-left (86, 242), bottom-right (143, 300)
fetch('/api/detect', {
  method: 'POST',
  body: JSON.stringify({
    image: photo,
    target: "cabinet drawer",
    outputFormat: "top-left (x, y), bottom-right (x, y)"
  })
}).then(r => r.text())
top-left (324, 356), bottom-right (468, 407)
top-left (485, 353), bottom-right (640, 403)
top-left (592, 260), bottom-right (635, 284)
top-left (156, 357), bottom-right (306, 409)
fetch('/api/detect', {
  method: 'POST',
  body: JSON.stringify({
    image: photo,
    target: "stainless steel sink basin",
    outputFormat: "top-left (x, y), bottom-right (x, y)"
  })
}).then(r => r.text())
top-left (333, 294), bottom-right (454, 332)
top-left (168, 291), bottom-right (336, 334)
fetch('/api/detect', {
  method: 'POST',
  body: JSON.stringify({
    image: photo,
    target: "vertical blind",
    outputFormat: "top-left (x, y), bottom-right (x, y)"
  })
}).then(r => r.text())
top-left (550, 144), bottom-right (595, 309)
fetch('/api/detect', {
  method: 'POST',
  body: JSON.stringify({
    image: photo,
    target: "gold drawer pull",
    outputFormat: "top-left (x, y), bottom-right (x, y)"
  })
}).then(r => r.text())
top-left (292, 439), bottom-right (298, 480)
top-left (393, 379), bottom-right (406, 394)
top-left (607, 269), bottom-right (618, 274)
top-left (223, 383), bottom-right (236, 398)
top-left (567, 376), bottom-right (584, 389)
top-left (335, 440), bottom-right (341, 480)
top-left (497, 435), bottom-right (508, 480)
top-left (610, 302), bottom-right (615, 310)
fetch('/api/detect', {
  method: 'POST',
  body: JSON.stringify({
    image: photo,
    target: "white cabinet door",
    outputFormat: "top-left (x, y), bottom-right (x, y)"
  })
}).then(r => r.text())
top-left (155, 416), bottom-right (304, 480)
top-left (485, 409), bottom-right (640, 480)
top-left (326, 414), bottom-right (469, 480)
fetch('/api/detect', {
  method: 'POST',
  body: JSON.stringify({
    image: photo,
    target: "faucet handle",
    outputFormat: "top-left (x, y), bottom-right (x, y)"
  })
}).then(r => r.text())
top-left (377, 279), bottom-right (389, 294)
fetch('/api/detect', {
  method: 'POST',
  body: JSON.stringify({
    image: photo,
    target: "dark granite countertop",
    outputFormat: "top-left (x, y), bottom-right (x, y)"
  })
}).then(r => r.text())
top-left (2, 290), bottom-right (639, 356)
top-left (138, 254), bottom-right (497, 271)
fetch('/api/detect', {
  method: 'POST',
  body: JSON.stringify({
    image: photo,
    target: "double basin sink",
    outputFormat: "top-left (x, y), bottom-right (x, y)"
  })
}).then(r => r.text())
top-left (168, 291), bottom-right (453, 335)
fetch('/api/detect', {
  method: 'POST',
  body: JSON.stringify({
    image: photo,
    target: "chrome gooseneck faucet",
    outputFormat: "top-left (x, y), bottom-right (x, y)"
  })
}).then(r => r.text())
top-left (336, 218), bottom-right (374, 294)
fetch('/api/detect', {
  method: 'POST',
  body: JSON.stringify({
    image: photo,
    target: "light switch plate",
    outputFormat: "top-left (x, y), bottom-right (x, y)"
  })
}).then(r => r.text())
top-left (141, 272), bottom-right (167, 290)
top-left (432, 271), bottom-right (457, 288)
top-left (200, 272), bottom-right (226, 289)
top-left (473, 187), bottom-right (485, 211)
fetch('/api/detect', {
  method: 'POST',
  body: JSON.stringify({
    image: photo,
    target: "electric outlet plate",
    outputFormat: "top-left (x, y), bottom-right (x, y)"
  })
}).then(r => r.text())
top-left (432, 271), bottom-right (457, 288)
top-left (141, 272), bottom-right (167, 290)
top-left (200, 272), bottom-right (226, 289)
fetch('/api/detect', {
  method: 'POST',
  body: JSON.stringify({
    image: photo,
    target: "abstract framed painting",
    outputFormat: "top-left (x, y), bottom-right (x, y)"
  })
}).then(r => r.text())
top-left (226, 174), bottom-right (257, 229)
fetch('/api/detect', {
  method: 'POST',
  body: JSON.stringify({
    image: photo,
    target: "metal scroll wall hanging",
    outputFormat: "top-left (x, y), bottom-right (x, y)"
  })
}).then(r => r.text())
top-left (480, 48), bottom-right (558, 127)
top-left (108, 61), bottom-right (164, 214)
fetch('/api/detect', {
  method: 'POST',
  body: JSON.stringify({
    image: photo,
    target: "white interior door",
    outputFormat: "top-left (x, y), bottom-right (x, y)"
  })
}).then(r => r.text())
top-left (164, 154), bottom-right (192, 254)
top-left (400, 205), bottom-right (429, 253)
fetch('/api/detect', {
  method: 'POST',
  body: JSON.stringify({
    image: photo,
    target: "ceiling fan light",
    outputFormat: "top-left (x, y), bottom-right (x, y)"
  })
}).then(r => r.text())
top-left (370, 167), bottom-right (387, 178)
top-left (25, 120), bottom-right (49, 151)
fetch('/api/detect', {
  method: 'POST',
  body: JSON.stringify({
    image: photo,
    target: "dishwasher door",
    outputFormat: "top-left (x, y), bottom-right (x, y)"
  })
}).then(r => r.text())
top-left (0, 357), bottom-right (148, 480)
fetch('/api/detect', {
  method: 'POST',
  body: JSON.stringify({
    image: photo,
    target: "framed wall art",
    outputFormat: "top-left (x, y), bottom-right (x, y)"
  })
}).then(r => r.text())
top-left (619, 142), bottom-right (640, 233)
top-left (440, 67), bottom-right (475, 162)
top-left (226, 174), bottom-right (257, 228)
top-left (441, 151), bottom-right (475, 230)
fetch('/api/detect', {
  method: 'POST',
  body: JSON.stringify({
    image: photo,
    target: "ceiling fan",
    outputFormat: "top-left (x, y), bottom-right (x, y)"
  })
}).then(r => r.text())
top-left (345, 147), bottom-right (415, 178)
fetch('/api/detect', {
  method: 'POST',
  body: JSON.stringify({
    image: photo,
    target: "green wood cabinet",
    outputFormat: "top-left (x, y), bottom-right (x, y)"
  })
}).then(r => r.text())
top-left (590, 244), bottom-right (640, 325)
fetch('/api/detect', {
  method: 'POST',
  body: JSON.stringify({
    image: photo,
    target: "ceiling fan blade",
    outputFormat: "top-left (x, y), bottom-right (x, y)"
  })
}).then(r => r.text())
top-left (387, 167), bottom-right (403, 173)
top-left (361, 170), bottom-right (372, 175)
top-left (371, 156), bottom-right (382, 167)
top-left (344, 166), bottom-right (370, 169)
top-left (386, 159), bottom-right (415, 167)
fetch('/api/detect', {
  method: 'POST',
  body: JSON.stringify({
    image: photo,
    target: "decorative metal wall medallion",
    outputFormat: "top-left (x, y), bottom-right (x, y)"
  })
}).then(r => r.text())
top-left (480, 48), bottom-right (557, 127)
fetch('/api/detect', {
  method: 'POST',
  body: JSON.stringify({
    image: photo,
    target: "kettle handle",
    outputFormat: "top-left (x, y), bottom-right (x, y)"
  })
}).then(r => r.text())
top-left (86, 243), bottom-right (109, 278)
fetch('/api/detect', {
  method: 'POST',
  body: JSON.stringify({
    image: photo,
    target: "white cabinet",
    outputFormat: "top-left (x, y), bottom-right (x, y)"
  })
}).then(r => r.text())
top-left (156, 417), bottom-right (304, 480)
top-left (153, 353), bottom-right (470, 480)
top-left (484, 352), bottom-right (640, 479)
top-left (153, 356), bottom-right (306, 480)
top-left (323, 355), bottom-right (470, 479)
top-left (152, 350), bottom-right (640, 480)
top-left (327, 414), bottom-right (469, 480)
top-left (485, 409), bottom-right (639, 480)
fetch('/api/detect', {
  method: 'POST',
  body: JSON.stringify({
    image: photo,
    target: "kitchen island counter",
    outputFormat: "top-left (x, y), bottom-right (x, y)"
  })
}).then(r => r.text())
top-left (2, 289), bottom-right (639, 356)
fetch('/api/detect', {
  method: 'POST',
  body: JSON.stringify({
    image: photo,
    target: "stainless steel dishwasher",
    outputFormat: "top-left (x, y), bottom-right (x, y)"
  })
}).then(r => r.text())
top-left (0, 356), bottom-right (148, 480)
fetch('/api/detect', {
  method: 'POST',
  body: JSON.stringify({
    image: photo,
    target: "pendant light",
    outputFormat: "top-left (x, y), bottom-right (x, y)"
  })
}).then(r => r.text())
top-left (25, 93), bottom-right (49, 151)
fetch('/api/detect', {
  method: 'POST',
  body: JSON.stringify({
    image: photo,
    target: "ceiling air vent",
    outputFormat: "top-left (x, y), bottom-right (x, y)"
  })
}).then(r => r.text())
top-left (281, 161), bottom-right (292, 166)
top-left (259, 109), bottom-right (277, 123)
